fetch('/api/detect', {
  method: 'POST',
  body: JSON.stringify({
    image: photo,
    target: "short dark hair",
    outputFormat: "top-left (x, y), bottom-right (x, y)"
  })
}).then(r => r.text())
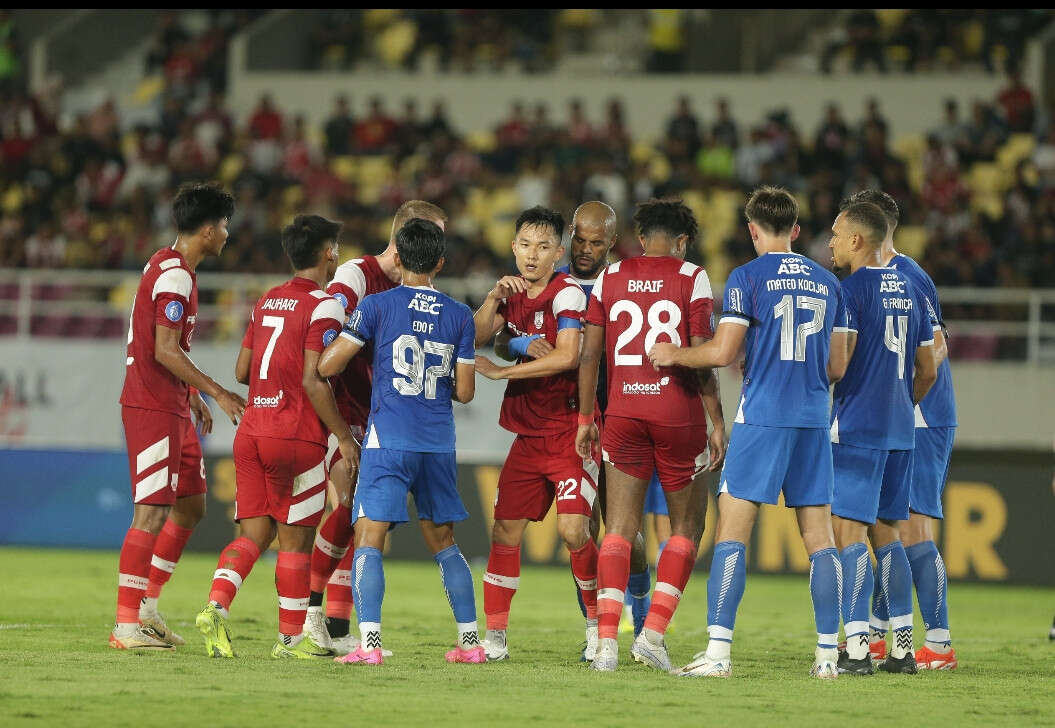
top-left (172, 182), bottom-right (235, 234)
top-left (396, 218), bottom-right (446, 274)
top-left (841, 188), bottom-right (899, 232)
top-left (841, 202), bottom-right (888, 249)
top-left (514, 206), bottom-right (565, 242)
top-left (633, 198), bottom-right (698, 246)
top-left (744, 185), bottom-right (798, 235)
top-left (282, 214), bottom-right (342, 270)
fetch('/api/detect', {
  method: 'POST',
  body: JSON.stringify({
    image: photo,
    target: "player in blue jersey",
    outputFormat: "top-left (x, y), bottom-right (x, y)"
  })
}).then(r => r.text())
top-left (317, 218), bottom-right (484, 665)
top-left (650, 186), bottom-right (850, 679)
top-left (839, 190), bottom-right (959, 670)
top-left (826, 201), bottom-right (938, 675)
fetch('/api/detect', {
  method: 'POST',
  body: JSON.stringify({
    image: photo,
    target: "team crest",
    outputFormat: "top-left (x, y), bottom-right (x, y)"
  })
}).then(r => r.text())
top-left (534, 311), bottom-right (544, 329)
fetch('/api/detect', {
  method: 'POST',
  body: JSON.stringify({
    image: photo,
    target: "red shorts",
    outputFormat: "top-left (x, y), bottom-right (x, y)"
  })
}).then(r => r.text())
top-left (601, 415), bottom-right (708, 491)
top-left (122, 406), bottom-right (206, 506)
top-left (234, 431), bottom-right (328, 526)
top-left (494, 434), bottom-right (599, 521)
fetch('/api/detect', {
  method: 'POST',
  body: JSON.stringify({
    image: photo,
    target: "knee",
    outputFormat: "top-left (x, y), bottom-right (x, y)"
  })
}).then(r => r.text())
top-left (175, 497), bottom-right (206, 529)
top-left (491, 520), bottom-right (521, 547)
top-left (557, 518), bottom-right (589, 551)
top-left (132, 505), bottom-right (170, 534)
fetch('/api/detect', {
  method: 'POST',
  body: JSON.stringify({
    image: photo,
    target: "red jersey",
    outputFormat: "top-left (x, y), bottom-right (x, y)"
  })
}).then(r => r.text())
top-left (498, 272), bottom-right (587, 436)
top-left (120, 246), bottom-right (198, 416)
top-left (326, 255), bottom-right (399, 429)
top-left (238, 277), bottom-right (345, 446)
top-left (584, 256), bottom-right (714, 427)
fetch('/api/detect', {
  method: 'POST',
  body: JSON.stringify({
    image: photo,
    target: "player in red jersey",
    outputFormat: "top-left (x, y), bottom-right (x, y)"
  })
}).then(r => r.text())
top-left (112, 182), bottom-right (245, 650)
top-left (474, 206), bottom-right (600, 662)
top-left (306, 200), bottom-right (449, 654)
top-left (195, 214), bottom-right (351, 659)
top-left (576, 198), bottom-right (726, 672)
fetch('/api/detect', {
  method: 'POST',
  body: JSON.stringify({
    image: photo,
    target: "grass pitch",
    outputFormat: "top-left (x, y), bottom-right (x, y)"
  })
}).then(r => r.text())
top-left (1, 547), bottom-right (1052, 727)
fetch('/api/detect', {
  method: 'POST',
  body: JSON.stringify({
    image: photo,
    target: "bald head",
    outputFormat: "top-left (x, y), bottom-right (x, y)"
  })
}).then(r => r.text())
top-left (569, 201), bottom-right (617, 279)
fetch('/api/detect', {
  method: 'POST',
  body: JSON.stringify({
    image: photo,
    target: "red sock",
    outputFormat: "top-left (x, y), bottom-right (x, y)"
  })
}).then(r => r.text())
top-left (325, 547), bottom-right (354, 620)
top-left (276, 551), bottom-right (311, 637)
top-left (310, 504), bottom-right (353, 593)
top-left (569, 540), bottom-right (599, 620)
top-left (483, 543), bottom-right (520, 630)
top-left (208, 536), bottom-right (261, 611)
top-left (644, 535), bottom-right (696, 636)
top-left (116, 528), bottom-right (158, 624)
top-left (596, 534), bottom-right (631, 640)
top-left (145, 520), bottom-right (192, 599)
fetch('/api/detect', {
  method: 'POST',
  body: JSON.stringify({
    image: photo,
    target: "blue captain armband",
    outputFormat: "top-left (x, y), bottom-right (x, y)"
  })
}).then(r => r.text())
top-left (557, 316), bottom-right (582, 330)
top-left (508, 334), bottom-right (541, 357)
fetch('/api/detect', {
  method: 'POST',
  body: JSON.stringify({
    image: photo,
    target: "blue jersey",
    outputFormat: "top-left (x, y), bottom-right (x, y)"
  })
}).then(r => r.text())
top-left (888, 253), bottom-right (957, 428)
top-left (831, 267), bottom-right (935, 450)
top-left (341, 285), bottom-right (475, 453)
top-left (557, 263), bottom-right (608, 412)
top-left (723, 252), bottom-right (844, 428)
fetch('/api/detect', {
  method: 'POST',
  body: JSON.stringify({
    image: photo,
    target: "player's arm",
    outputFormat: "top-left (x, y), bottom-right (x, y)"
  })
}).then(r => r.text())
top-left (317, 334), bottom-right (363, 378)
top-left (648, 319), bottom-right (748, 369)
top-left (155, 324), bottom-right (245, 424)
top-left (827, 331), bottom-right (850, 383)
top-left (473, 275), bottom-right (525, 346)
top-left (932, 326), bottom-right (948, 368)
top-left (692, 335), bottom-right (727, 472)
top-left (912, 342), bottom-right (937, 404)
top-left (235, 347), bottom-right (252, 385)
top-left (453, 362), bottom-right (475, 403)
top-left (303, 348), bottom-right (359, 464)
top-left (495, 329), bottom-right (552, 362)
top-left (476, 325), bottom-right (580, 380)
top-left (575, 322), bottom-right (604, 459)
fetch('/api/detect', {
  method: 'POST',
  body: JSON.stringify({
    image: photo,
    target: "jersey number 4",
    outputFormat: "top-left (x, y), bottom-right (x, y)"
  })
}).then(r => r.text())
top-left (609, 299), bottom-right (682, 366)
top-left (392, 334), bottom-right (454, 399)
top-left (773, 295), bottom-right (826, 361)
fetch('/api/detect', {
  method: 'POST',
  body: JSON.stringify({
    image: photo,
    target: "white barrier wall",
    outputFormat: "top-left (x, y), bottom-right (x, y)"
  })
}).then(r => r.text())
top-left (1, 339), bottom-right (1052, 455)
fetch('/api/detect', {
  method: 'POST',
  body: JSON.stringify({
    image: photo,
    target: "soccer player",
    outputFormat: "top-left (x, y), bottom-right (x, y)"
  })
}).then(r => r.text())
top-left (840, 190), bottom-right (959, 670)
top-left (195, 214), bottom-right (350, 659)
top-left (307, 200), bottom-right (448, 655)
top-left (577, 198), bottom-right (725, 672)
top-left (474, 206), bottom-right (601, 662)
top-left (112, 182), bottom-right (245, 650)
top-left (649, 186), bottom-right (848, 679)
top-left (826, 201), bottom-right (937, 675)
top-left (318, 218), bottom-right (481, 665)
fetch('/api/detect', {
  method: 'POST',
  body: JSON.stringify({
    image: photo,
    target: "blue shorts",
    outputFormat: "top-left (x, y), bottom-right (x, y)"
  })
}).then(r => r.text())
top-left (908, 427), bottom-right (956, 520)
top-left (717, 424), bottom-right (833, 508)
top-left (831, 443), bottom-right (911, 524)
top-left (644, 471), bottom-right (668, 516)
top-left (352, 448), bottom-right (467, 527)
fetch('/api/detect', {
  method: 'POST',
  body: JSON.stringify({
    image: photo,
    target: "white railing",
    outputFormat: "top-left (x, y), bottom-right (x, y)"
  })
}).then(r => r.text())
top-left (1, 268), bottom-right (1053, 364)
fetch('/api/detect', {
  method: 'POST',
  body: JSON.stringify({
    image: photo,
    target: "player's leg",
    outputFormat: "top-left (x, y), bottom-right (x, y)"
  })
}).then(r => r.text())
top-left (870, 449), bottom-right (917, 674)
top-left (270, 522), bottom-right (325, 659)
top-left (798, 506), bottom-right (840, 679)
top-left (310, 450), bottom-right (355, 650)
top-left (868, 564), bottom-right (890, 658)
top-left (624, 531), bottom-right (651, 637)
top-left (111, 407), bottom-right (182, 650)
top-left (901, 426), bottom-right (957, 669)
top-left (555, 453), bottom-right (600, 657)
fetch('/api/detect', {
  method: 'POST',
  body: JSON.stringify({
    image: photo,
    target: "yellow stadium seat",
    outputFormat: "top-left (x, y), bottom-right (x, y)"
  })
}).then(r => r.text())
top-left (486, 220), bottom-right (516, 256)
top-left (2, 184), bottom-right (24, 214)
top-left (398, 154), bottom-right (427, 182)
top-left (876, 9), bottom-right (908, 34)
top-left (357, 156), bottom-right (394, 188)
top-left (489, 187), bottom-right (520, 217)
top-left (364, 9), bottom-right (401, 28)
top-left (967, 162), bottom-right (1006, 195)
top-left (630, 142), bottom-right (656, 166)
top-left (331, 156), bottom-right (358, 182)
top-left (219, 154), bottom-right (245, 185)
top-left (131, 75), bottom-right (165, 106)
top-left (282, 185), bottom-right (305, 209)
top-left (648, 155), bottom-right (672, 184)
top-left (466, 130), bottom-right (497, 153)
top-left (376, 19), bottom-right (418, 67)
top-left (894, 225), bottom-right (927, 259)
top-left (996, 133), bottom-right (1036, 171)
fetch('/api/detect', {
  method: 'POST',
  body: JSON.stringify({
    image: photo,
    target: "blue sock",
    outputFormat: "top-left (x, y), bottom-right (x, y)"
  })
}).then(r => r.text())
top-left (626, 566), bottom-right (651, 636)
top-left (875, 540), bottom-right (914, 658)
top-left (870, 566), bottom-right (889, 638)
top-left (839, 542), bottom-right (872, 658)
top-left (906, 540), bottom-right (950, 647)
top-left (809, 547), bottom-right (841, 649)
top-left (352, 546), bottom-right (385, 639)
top-left (435, 545), bottom-right (477, 624)
top-left (706, 541), bottom-right (746, 644)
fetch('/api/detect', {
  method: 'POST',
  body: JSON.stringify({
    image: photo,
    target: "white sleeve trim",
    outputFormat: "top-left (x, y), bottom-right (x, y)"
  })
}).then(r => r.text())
top-left (328, 260), bottom-right (367, 300)
top-left (591, 270), bottom-right (605, 301)
top-left (919, 338), bottom-right (934, 347)
top-left (553, 284), bottom-right (587, 315)
top-left (339, 330), bottom-right (366, 346)
top-left (152, 268), bottom-right (193, 300)
top-left (720, 316), bottom-right (750, 327)
top-left (845, 327), bottom-right (858, 334)
top-left (457, 357), bottom-right (475, 365)
top-left (690, 269), bottom-right (713, 302)
top-left (832, 326), bottom-right (851, 333)
top-left (678, 261), bottom-right (699, 277)
top-left (310, 298), bottom-right (345, 325)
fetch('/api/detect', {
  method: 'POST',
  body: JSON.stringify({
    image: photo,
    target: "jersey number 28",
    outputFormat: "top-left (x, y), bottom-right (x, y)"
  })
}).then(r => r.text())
top-left (609, 299), bottom-right (682, 366)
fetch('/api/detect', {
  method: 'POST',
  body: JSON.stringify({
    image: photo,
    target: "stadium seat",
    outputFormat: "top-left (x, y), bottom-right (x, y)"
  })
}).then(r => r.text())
top-left (895, 225), bottom-right (928, 259)
top-left (331, 156), bottom-right (359, 182)
top-left (466, 131), bottom-right (497, 154)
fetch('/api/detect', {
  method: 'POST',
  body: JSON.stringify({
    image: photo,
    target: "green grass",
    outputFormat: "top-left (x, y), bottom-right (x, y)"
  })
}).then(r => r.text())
top-left (1, 547), bottom-right (1053, 727)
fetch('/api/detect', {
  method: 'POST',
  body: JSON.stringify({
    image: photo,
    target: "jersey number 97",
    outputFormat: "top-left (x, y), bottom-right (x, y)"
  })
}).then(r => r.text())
top-left (392, 334), bottom-right (454, 399)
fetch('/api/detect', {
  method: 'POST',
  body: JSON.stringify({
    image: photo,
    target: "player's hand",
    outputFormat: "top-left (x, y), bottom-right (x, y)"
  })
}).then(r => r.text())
top-left (707, 425), bottom-right (726, 472)
top-left (337, 435), bottom-right (361, 472)
top-left (648, 342), bottom-right (679, 369)
top-left (216, 389), bottom-right (246, 426)
top-left (576, 423), bottom-right (599, 460)
top-left (488, 275), bottom-right (528, 301)
top-left (525, 337), bottom-right (554, 360)
top-left (474, 355), bottom-right (506, 380)
top-left (189, 392), bottom-right (213, 435)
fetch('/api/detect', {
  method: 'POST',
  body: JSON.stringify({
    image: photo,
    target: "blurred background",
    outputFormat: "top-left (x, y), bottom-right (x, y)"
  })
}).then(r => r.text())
top-left (0, 9), bottom-right (1052, 583)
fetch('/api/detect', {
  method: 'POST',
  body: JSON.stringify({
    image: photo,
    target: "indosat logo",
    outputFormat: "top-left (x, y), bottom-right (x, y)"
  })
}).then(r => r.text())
top-left (622, 377), bottom-right (669, 395)
top-left (253, 390), bottom-right (284, 407)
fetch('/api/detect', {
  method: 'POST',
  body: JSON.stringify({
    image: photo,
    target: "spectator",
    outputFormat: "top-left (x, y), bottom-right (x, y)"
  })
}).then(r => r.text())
top-left (25, 220), bottom-right (66, 268)
top-left (192, 89), bottom-right (233, 161)
top-left (666, 95), bottom-right (701, 160)
top-left (323, 95), bottom-right (355, 156)
top-left (283, 115), bottom-right (315, 181)
top-left (422, 99), bottom-right (452, 140)
top-left (814, 103), bottom-right (850, 172)
top-left (860, 97), bottom-right (888, 138)
top-left (248, 93), bottom-right (284, 140)
top-left (932, 98), bottom-right (970, 155)
top-left (567, 98), bottom-right (593, 147)
top-left (646, 9), bottom-right (685, 72)
top-left (353, 96), bottom-right (397, 153)
top-left (711, 97), bottom-right (739, 149)
top-left (995, 67), bottom-right (1035, 134)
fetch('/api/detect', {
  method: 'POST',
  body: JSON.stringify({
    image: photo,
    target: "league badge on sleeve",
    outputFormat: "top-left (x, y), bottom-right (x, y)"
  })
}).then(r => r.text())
top-left (323, 328), bottom-right (338, 347)
top-left (333, 292), bottom-right (348, 310)
top-left (165, 300), bottom-right (184, 322)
